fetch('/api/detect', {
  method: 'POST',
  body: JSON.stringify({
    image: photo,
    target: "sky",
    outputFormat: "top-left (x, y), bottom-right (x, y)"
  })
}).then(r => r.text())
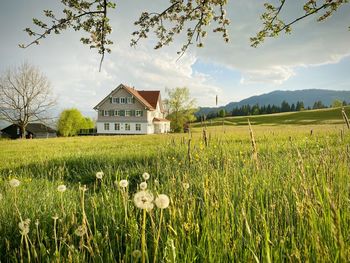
top-left (0, 0), bottom-right (350, 118)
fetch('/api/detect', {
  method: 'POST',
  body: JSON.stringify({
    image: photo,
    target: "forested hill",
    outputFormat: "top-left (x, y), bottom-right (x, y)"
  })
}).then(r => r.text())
top-left (197, 89), bottom-right (350, 116)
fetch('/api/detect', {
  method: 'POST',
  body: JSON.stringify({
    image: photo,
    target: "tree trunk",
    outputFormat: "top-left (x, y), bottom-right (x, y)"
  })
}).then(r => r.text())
top-left (20, 125), bottom-right (26, 139)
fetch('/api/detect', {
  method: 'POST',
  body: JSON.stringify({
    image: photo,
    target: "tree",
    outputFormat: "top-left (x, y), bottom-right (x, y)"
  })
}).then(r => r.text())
top-left (57, 108), bottom-right (94, 136)
top-left (281, 100), bottom-right (291, 112)
top-left (332, 99), bottom-right (343, 108)
top-left (218, 109), bottom-right (226, 117)
top-left (22, 1), bottom-right (349, 68)
top-left (313, 100), bottom-right (326, 109)
top-left (296, 101), bottom-right (305, 111)
top-left (165, 87), bottom-right (197, 132)
top-left (0, 63), bottom-right (56, 138)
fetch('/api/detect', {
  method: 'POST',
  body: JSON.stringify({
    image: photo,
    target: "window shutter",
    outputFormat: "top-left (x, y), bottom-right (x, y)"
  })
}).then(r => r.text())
top-left (116, 97), bottom-right (120, 103)
top-left (120, 110), bottom-right (125, 116)
top-left (100, 110), bottom-right (104, 116)
top-left (109, 110), bottom-right (114, 116)
top-left (140, 110), bottom-right (143, 117)
top-left (133, 97), bottom-right (136, 104)
top-left (131, 110), bottom-right (135, 116)
top-left (109, 97), bottom-right (112, 103)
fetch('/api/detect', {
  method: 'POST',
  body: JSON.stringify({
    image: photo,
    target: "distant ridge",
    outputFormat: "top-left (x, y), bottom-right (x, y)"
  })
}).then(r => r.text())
top-left (197, 89), bottom-right (350, 116)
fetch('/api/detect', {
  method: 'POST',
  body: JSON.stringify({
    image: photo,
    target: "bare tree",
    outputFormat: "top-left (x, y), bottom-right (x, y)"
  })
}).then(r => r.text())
top-left (0, 63), bottom-right (56, 138)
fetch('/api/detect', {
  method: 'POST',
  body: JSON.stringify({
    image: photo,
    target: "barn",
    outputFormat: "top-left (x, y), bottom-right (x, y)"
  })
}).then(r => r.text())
top-left (1, 123), bottom-right (57, 139)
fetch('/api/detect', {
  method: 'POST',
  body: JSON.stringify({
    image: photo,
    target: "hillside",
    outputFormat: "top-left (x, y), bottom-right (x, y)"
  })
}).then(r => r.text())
top-left (197, 89), bottom-right (350, 116)
top-left (192, 106), bottom-right (350, 127)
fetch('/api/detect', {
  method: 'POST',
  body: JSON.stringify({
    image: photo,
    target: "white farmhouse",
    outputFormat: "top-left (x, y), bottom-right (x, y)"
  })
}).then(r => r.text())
top-left (94, 84), bottom-right (170, 134)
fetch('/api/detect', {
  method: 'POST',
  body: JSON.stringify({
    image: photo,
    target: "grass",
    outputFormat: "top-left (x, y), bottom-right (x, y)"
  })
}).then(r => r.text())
top-left (192, 106), bottom-right (350, 127)
top-left (0, 122), bottom-right (350, 262)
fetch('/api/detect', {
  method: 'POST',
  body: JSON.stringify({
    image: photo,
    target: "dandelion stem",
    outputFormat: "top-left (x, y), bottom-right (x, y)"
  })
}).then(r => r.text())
top-left (142, 209), bottom-right (147, 263)
top-left (153, 209), bottom-right (163, 263)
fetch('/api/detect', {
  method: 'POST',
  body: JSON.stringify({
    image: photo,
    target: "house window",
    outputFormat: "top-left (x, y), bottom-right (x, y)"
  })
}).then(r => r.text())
top-left (125, 123), bottom-right (130, 131)
top-left (115, 123), bottom-right (120, 130)
top-left (136, 124), bottom-right (141, 131)
top-left (112, 97), bottom-right (120, 104)
top-left (125, 110), bottom-right (131, 116)
top-left (104, 123), bottom-right (110, 130)
top-left (120, 97), bottom-right (126, 104)
top-left (103, 110), bottom-right (109, 116)
top-left (115, 110), bottom-right (119, 116)
top-left (127, 97), bottom-right (133, 104)
top-left (136, 110), bottom-right (143, 117)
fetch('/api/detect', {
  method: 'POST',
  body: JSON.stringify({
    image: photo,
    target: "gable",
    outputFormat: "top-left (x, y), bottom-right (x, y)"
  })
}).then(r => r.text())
top-left (94, 84), bottom-right (155, 110)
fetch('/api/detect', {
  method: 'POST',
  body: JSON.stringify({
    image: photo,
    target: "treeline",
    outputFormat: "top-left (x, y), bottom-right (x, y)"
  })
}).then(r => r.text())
top-left (202, 99), bottom-right (348, 119)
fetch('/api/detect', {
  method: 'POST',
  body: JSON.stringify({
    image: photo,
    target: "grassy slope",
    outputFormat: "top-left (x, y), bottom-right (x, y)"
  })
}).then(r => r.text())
top-left (192, 106), bottom-right (350, 127)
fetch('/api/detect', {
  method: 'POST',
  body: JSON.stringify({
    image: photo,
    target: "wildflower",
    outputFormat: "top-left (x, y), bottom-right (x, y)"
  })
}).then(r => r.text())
top-left (155, 194), bottom-right (170, 209)
top-left (74, 225), bottom-right (86, 237)
top-left (119, 179), bottom-right (128, 188)
top-left (79, 185), bottom-right (88, 192)
top-left (182, 182), bottom-right (190, 190)
top-left (140, 182), bottom-right (147, 190)
top-left (142, 172), bottom-right (150, 181)
top-left (134, 190), bottom-right (154, 210)
top-left (57, 184), bottom-right (67, 192)
top-left (18, 219), bottom-right (30, 235)
top-left (132, 250), bottom-right (142, 259)
top-left (96, 171), bottom-right (104, 179)
top-left (9, 178), bottom-right (20, 188)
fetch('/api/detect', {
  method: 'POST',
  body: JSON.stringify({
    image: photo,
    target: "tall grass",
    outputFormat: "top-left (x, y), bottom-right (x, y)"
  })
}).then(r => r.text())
top-left (0, 124), bottom-right (349, 262)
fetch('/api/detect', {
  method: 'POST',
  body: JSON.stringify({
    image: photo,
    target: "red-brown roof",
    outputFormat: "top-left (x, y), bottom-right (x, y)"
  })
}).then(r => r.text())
top-left (138, 91), bottom-right (160, 109)
top-left (122, 85), bottom-right (155, 110)
top-left (153, 117), bottom-right (170, 122)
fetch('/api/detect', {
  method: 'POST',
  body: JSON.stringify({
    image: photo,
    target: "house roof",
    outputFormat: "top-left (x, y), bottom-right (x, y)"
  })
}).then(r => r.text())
top-left (1, 123), bottom-right (56, 134)
top-left (93, 84), bottom-right (163, 111)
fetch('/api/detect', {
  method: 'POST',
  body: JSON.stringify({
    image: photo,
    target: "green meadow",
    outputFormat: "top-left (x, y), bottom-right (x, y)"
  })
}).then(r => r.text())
top-left (0, 110), bottom-right (350, 262)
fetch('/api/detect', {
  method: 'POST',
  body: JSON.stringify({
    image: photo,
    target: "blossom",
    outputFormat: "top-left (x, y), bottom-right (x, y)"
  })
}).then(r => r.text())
top-left (9, 178), bottom-right (20, 188)
top-left (18, 219), bottom-right (30, 235)
top-left (75, 225), bottom-right (86, 237)
top-left (140, 182), bottom-right (147, 190)
top-left (57, 184), bottom-right (67, 192)
top-left (96, 171), bottom-right (104, 179)
top-left (142, 172), bottom-right (150, 181)
top-left (155, 194), bottom-right (170, 209)
top-left (182, 182), bottom-right (190, 190)
top-left (119, 179), bottom-right (128, 188)
top-left (134, 190), bottom-right (154, 210)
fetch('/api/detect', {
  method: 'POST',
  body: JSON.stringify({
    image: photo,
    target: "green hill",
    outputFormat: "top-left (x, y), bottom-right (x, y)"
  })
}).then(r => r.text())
top-left (192, 106), bottom-right (350, 127)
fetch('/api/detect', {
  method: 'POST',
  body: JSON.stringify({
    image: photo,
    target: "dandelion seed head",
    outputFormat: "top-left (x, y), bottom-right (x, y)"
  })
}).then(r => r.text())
top-left (142, 172), bottom-right (150, 181)
top-left (79, 185), bottom-right (88, 192)
top-left (140, 182), bottom-right (147, 190)
top-left (9, 178), bottom-right (20, 188)
top-left (182, 182), bottom-right (190, 190)
top-left (18, 218), bottom-right (30, 235)
top-left (75, 225), bottom-right (86, 237)
top-left (119, 179), bottom-right (128, 188)
top-left (96, 171), bottom-right (104, 179)
top-left (155, 194), bottom-right (170, 209)
top-left (134, 190), bottom-right (154, 210)
top-left (57, 184), bottom-right (67, 192)
top-left (132, 250), bottom-right (142, 259)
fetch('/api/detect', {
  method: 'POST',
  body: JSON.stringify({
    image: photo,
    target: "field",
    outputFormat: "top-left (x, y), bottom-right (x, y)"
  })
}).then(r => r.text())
top-left (1, 113), bottom-right (350, 262)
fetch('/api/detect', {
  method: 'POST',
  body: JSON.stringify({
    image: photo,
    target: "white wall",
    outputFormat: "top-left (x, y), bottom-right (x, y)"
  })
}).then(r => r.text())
top-left (97, 122), bottom-right (149, 135)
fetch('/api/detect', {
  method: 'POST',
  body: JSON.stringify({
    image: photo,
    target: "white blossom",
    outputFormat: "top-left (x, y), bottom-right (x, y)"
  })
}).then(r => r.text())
top-left (142, 172), bottom-right (150, 181)
top-left (155, 194), bottom-right (170, 209)
top-left (119, 179), bottom-right (128, 188)
top-left (96, 171), bottom-right (104, 179)
top-left (134, 190), bottom-right (154, 210)
top-left (140, 182), bottom-right (147, 190)
top-left (57, 184), bottom-right (67, 192)
top-left (9, 179), bottom-right (20, 188)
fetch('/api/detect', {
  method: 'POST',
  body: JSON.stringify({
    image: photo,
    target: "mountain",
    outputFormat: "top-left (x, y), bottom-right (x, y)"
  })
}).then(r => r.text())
top-left (197, 89), bottom-right (350, 116)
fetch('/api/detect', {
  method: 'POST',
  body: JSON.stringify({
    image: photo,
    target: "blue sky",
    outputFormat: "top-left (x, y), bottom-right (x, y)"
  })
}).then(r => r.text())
top-left (0, 0), bottom-right (350, 117)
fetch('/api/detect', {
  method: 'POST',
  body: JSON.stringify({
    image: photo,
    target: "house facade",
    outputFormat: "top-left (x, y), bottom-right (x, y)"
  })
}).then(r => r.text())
top-left (94, 84), bottom-right (170, 135)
